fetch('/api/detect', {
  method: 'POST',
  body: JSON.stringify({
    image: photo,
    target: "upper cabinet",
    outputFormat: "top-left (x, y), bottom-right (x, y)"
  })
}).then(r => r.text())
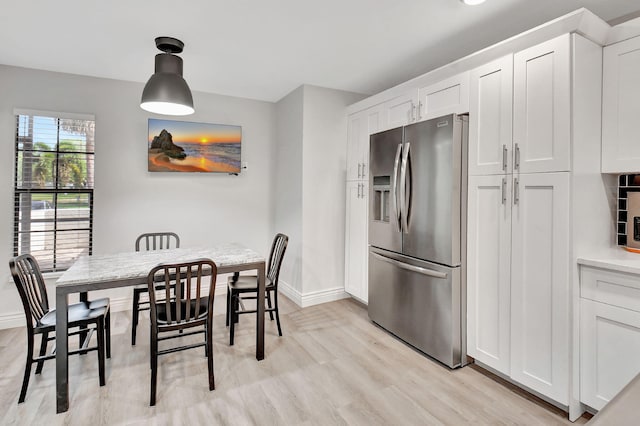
top-left (602, 35), bottom-right (640, 173)
top-left (417, 72), bottom-right (470, 121)
top-left (381, 90), bottom-right (419, 130)
top-left (379, 71), bottom-right (470, 132)
top-left (469, 35), bottom-right (572, 176)
top-left (347, 105), bottom-right (382, 181)
top-left (469, 55), bottom-right (514, 176)
top-left (513, 35), bottom-right (571, 174)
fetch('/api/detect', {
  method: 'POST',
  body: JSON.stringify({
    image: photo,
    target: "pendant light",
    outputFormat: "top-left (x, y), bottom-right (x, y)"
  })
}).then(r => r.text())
top-left (460, 0), bottom-right (486, 4)
top-left (140, 37), bottom-right (195, 116)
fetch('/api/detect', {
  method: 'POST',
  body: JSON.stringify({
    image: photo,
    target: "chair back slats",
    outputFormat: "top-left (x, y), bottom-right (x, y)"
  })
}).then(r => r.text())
top-left (147, 259), bottom-right (217, 327)
top-left (164, 269), bottom-right (173, 324)
top-left (136, 232), bottom-right (180, 252)
top-left (267, 233), bottom-right (289, 286)
top-left (9, 254), bottom-right (50, 326)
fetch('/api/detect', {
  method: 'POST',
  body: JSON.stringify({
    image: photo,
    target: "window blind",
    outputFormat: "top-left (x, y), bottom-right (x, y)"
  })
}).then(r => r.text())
top-left (14, 113), bottom-right (95, 272)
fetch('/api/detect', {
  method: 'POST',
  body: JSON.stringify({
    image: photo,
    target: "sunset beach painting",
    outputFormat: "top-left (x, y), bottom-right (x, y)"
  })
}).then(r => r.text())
top-left (148, 119), bottom-right (242, 173)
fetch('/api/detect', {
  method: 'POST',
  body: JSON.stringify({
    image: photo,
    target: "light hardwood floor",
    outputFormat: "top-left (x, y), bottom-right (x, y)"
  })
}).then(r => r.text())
top-left (0, 294), bottom-right (590, 425)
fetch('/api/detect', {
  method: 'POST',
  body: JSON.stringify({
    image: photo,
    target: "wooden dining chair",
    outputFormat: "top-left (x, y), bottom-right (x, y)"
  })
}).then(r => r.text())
top-left (226, 233), bottom-right (288, 345)
top-left (131, 232), bottom-right (180, 345)
top-left (147, 258), bottom-right (217, 406)
top-left (9, 254), bottom-right (111, 403)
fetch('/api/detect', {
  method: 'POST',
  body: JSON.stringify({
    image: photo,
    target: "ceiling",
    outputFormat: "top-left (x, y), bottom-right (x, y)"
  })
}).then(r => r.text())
top-left (1, 0), bottom-right (639, 103)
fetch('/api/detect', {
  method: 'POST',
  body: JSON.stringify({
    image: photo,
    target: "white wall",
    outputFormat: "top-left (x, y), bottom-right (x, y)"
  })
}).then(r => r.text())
top-left (273, 87), bottom-right (304, 293)
top-left (0, 65), bottom-right (276, 325)
top-left (274, 84), bottom-right (364, 305)
top-left (301, 85), bottom-right (364, 295)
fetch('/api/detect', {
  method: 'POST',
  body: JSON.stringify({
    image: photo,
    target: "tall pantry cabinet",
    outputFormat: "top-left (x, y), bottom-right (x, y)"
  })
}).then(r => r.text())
top-left (344, 106), bottom-right (381, 302)
top-left (466, 33), bottom-right (602, 409)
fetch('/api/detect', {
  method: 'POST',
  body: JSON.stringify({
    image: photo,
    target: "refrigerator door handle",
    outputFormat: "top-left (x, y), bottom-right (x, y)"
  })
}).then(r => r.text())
top-left (372, 252), bottom-right (448, 279)
top-left (400, 142), bottom-right (411, 234)
top-left (392, 143), bottom-right (402, 232)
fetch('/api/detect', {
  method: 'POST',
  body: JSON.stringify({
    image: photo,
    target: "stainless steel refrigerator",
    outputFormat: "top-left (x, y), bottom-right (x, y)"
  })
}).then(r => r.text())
top-left (368, 113), bottom-right (468, 368)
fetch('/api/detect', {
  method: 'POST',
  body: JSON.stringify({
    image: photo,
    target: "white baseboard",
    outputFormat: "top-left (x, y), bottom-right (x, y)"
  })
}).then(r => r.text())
top-left (278, 280), bottom-right (350, 308)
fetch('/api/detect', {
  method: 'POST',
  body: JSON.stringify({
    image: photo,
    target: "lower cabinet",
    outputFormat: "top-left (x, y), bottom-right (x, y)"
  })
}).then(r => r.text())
top-left (344, 180), bottom-right (368, 302)
top-left (467, 172), bottom-right (570, 405)
top-left (466, 175), bottom-right (512, 373)
top-left (510, 172), bottom-right (570, 405)
top-left (580, 265), bottom-right (640, 411)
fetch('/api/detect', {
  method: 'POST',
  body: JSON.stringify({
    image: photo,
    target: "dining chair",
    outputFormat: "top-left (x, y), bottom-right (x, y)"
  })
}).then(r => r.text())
top-left (9, 254), bottom-right (111, 403)
top-left (131, 232), bottom-right (180, 345)
top-left (147, 258), bottom-right (217, 406)
top-left (226, 233), bottom-right (288, 345)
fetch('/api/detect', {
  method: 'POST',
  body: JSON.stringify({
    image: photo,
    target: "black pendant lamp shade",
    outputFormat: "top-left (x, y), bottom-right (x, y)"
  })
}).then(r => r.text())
top-left (141, 37), bottom-right (194, 116)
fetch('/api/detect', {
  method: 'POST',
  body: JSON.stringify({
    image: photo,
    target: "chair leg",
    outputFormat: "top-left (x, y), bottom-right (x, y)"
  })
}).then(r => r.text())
top-left (225, 286), bottom-right (231, 327)
top-left (132, 288), bottom-right (141, 346)
top-left (266, 291), bottom-right (275, 321)
top-left (274, 291), bottom-right (283, 337)
top-left (18, 329), bottom-right (35, 403)
top-left (207, 319), bottom-right (215, 391)
top-left (79, 292), bottom-right (89, 354)
top-left (35, 331), bottom-right (48, 374)
top-left (97, 319), bottom-right (106, 387)
top-left (105, 310), bottom-right (111, 359)
top-left (150, 330), bottom-right (158, 406)
top-left (229, 293), bottom-right (236, 346)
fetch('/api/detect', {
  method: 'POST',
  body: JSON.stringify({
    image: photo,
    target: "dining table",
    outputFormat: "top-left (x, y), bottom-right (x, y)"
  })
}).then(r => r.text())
top-left (54, 243), bottom-right (266, 413)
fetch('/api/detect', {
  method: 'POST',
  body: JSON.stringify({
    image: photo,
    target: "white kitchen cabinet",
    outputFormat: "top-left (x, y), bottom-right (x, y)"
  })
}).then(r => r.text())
top-left (381, 90), bottom-right (419, 130)
top-left (579, 265), bottom-right (640, 411)
top-left (417, 72), bottom-right (469, 122)
top-left (510, 172), bottom-right (570, 404)
top-left (580, 299), bottom-right (640, 410)
top-left (345, 105), bottom-right (381, 302)
top-left (466, 33), bottom-right (604, 418)
top-left (466, 175), bottom-right (512, 374)
top-left (468, 56), bottom-right (513, 176)
top-left (346, 106), bottom-right (382, 182)
top-left (602, 35), bottom-right (640, 173)
top-left (344, 180), bottom-right (369, 302)
top-left (513, 35), bottom-right (571, 174)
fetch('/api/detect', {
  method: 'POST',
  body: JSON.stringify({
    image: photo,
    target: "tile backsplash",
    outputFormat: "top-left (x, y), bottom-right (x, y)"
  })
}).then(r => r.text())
top-left (617, 174), bottom-right (640, 246)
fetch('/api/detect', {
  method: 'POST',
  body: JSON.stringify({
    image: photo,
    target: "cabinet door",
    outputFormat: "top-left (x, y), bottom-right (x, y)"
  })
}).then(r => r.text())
top-left (469, 56), bottom-right (513, 176)
top-left (513, 35), bottom-right (571, 173)
top-left (344, 181), bottom-right (368, 302)
top-left (346, 111), bottom-right (365, 181)
top-left (417, 72), bottom-right (470, 121)
top-left (466, 175), bottom-right (512, 374)
top-left (602, 36), bottom-right (640, 173)
top-left (381, 91), bottom-right (418, 130)
top-left (581, 299), bottom-right (640, 410)
top-left (510, 172), bottom-right (570, 404)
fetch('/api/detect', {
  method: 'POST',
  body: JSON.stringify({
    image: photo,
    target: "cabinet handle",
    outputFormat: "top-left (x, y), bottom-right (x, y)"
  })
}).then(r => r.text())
top-left (514, 143), bottom-right (520, 171)
top-left (357, 183), bottom-right (361, 198)
top-left (361, 162), bottom-right (366, 178)
top-left (501, 177), bottom-right (507, 205)
top-left (357, 163), bottom-right (361, 179)
top-left (513, 177), bottom-right (519, 205)
top-left (502, 145), bottom-right (508, 171)
top-left (417, 101), bottom-right (423, 120)
top-left (411, 103), bottom-right (416, 122)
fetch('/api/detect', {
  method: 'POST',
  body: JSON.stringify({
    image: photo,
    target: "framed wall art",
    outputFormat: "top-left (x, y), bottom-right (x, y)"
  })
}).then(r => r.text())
top-left (148, 119), bottom-right (242, 173)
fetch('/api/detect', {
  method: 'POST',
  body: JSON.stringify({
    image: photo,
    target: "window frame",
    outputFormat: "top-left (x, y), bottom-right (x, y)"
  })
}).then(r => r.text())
top-left (13, 109), bottom-right (95, 273)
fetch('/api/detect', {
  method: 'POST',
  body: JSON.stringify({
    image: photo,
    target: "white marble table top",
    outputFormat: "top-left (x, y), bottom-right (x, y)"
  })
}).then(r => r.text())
top-left (57, 243), bottom-right (265, 287)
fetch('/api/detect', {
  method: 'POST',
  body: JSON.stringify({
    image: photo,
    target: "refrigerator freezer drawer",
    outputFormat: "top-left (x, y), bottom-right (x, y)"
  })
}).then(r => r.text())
top-left (368, 248), bottom-right (464, 368)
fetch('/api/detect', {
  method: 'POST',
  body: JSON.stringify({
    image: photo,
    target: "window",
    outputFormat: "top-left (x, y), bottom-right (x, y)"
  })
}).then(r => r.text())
top-left (13, 110), bottom-right (95, 272)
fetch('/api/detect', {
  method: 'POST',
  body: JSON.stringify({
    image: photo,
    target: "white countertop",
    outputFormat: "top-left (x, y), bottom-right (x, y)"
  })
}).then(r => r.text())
top-left (57, 244), bottom-right (265, 287)
top-left (577, 247), bottom-right (640, 275)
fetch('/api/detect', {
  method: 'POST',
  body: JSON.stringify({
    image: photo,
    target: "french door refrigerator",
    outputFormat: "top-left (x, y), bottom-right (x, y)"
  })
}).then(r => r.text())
top-left (368, 114), bottom-right (468, 368)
